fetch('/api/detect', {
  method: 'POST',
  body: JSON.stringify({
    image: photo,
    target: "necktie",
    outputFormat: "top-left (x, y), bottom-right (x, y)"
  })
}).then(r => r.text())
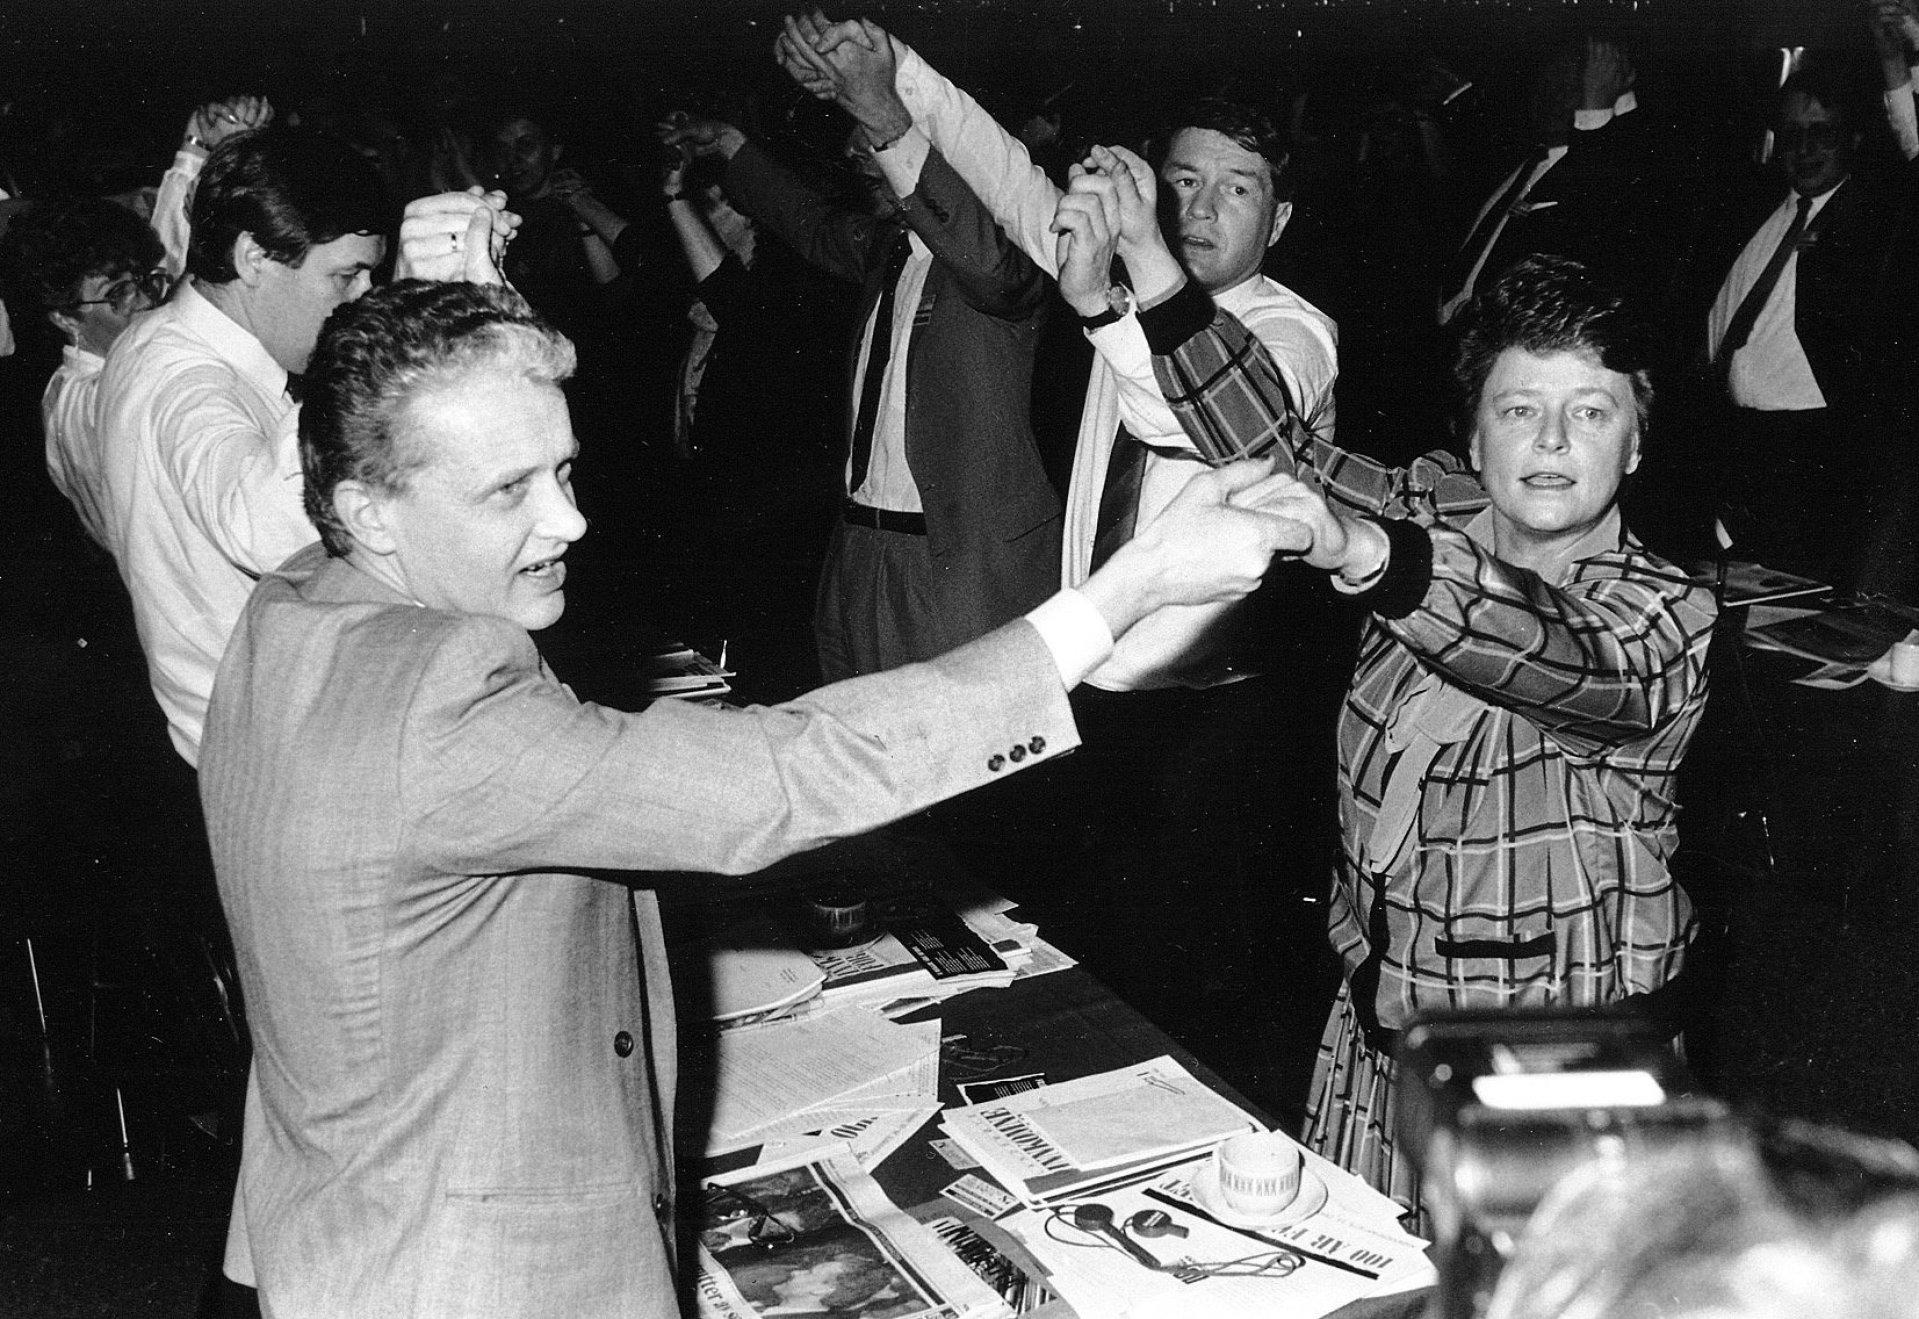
top-left (846, 234), bottom-right (913, 495)
top-left (284, 373), bottom-right (305, 404)
top-left (1440, 144), bottom-right (1551, 310)
top-left (1090, 425), bottom-right (1146, 572)
top-left (1715, 194), bottom-right (1814, 371)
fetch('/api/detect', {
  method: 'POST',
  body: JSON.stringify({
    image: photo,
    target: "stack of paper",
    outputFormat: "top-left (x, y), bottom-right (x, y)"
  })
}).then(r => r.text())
top-left (702, 1007), bottom-right (941, 1170)
top-left (938, 1056), bottom-right (1263, 1208)
top-left (707, 890), bottom-right (1064, 1025)
top-left (643, 643), bottom-right (733, 700)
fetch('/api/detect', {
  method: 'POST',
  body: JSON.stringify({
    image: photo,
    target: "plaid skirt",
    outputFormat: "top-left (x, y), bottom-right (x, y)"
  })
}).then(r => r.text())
top-left (1301, 978), bottom-right (1428, 1235)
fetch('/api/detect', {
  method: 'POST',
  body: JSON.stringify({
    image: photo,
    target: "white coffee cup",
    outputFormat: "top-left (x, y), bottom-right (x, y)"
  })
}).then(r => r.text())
top-left (1891, 638), bottom-right (1919, 688)
top-left (1212, 1131), bottom-right (1302, 1217)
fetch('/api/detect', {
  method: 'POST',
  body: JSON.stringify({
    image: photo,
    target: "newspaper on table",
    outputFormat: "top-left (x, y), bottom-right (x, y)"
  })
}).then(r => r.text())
top-left (695, 1147), bottom-right (1013, 1319)
top-left (707, 889), bottom-right (1057, 1025)
top-left (938, 1056), bottom-right (1262, 1208)
top-left (706, 1010), bottom-right (940, 1156)
top-left (985, 1137), bottom-right (1433, 1319)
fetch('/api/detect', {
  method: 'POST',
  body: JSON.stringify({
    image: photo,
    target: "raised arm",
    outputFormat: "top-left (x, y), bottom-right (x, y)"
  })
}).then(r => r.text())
top-left (1137, 273), bottom-right (1478, 513)
top-left (155, 96), bottom-right (274, 282)
top-left (148, 367), bottom-right (313, 575)
top-left (786, 13), bottom-right (1066, 276)
top-left (1189, 368), bottom-right (1719, 752)
top-left (661, 114), bottom-right (885, 287)
top-left (777, 20), bottom-right (1044, 316)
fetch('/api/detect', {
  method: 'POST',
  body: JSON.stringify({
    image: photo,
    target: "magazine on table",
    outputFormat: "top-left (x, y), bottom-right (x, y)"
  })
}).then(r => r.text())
top-left (694, 1147), bottom-right (1014, 1319)
top-left (938, 1056), bottom-right (1262, 1208)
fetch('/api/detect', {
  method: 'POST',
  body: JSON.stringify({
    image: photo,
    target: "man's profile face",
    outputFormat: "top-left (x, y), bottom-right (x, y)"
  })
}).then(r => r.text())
top-left (367, 371), bottom-right (586, 631)
top-left (254, 232), bottom-right (386, 374)
top-left (1778, 91), bottom-right (1854, 199)
top-left (1158, 127), bottom-right (1288, 294)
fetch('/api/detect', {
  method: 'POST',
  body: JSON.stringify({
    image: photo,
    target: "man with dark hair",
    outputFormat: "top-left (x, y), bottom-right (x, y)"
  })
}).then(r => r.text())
top-left (200, 273), bottom-right (1304, 1316)
top-left (0, 197), bottom-right (165, 548)
top-left (1687, 60), bottom-right (1919, 594)
top-left (95, 123), bottom-right (394, 767)
top-left (782, 16), bottom-right (1340, 1088)
top-left (1112, 238), bottom-right (1713, 1222)
top-left (0, 96), bottom-right (271, 548)
top-left (659, 81), bottom-right (1061, 683)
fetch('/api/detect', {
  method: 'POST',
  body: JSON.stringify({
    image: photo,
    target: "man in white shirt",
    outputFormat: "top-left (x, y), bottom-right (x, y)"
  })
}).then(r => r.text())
top-left (96, 123), bottom-right (393, 767)
top-left (0, 97), bottom-right (270, 551)
top-left (1698, 65), bottom-right (1919, 594)
top-left (781, 16), bottom-right (1347, 1103)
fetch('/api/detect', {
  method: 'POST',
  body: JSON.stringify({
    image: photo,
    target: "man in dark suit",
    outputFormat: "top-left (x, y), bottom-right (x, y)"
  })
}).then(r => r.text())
top-left (1690, 64), bottom-right (1919, 593)
top-left (200, 276), bottom-right (1301, 1317)
top-left (663, 106), bottom-right (1060, 683)
top-left (1438, 30), bottom-right (1678, 327)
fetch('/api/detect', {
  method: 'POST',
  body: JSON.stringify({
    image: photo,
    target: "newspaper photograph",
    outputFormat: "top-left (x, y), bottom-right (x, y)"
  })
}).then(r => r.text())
top-left (695, 1148), bottom-right (1013, 1319)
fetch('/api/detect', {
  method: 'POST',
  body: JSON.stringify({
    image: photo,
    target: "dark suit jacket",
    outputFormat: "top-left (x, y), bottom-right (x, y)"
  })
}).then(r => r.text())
top-left (1653, 166), bottom-right (1919, 591)
top-left (723, 140), bottom-right (1062, 642)
top-left (1454, 110), bottom-right (1684, 317)
top-left (1694, 170), bottom-right (1919, 416)
top-left (200, 544), bottom-right (1078, 1317)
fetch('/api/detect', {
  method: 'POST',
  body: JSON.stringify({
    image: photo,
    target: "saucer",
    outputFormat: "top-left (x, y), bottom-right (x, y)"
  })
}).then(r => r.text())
top-left (1188, 1160), bottom-right (1329, 1230)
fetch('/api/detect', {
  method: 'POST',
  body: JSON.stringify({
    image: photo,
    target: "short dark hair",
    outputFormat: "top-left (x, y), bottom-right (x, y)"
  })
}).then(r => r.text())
top-left (1452, 254), bottom-right (1654, 436)
top-left (1151, 99), bottom-right (1292, 203)
top-left (1777, 64), bottom-right (1870, 134)
top-left (186, 124), bottom-right (390, 285)
top-left (0, 195), bottom-right (163, 315)
top-left (300, 280), bottom-right (575, 557)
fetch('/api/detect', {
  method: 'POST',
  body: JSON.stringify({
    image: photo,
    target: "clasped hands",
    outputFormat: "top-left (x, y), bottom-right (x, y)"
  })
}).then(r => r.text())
top-left (1081, 460), bottom-right (1387, 636)
top-left (393, 188), bottom-right (521, 285)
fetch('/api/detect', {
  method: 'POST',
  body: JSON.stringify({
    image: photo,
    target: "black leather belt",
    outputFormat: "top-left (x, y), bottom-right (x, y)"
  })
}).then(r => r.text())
top-left (843, 501), bottom-right (926, 535)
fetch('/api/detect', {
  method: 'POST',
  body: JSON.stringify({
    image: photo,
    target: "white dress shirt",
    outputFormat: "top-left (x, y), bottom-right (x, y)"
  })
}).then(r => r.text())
top-left (97, 281), bottom-right (316, 765)
top-left (892, 42), bottom-right (1338, 690)
top-left (40, 148), bottom-right (203, 550)
top-left (1707, 184), bottom-right (1839, 412)
top-left (847, 229), bottom-right (932, 513)
top-left (43, 345), bottom-right (111, 549)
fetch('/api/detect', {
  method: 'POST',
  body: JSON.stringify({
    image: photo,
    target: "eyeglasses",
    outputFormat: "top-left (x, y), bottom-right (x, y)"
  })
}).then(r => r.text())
top-left (61, 269), bottom-right (170, 315)
top-left (702, 1182), bottom-right (800, 1250)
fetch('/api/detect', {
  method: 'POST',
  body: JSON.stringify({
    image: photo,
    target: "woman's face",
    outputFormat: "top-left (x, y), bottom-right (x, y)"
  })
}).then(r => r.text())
top-left (1469, 345), bottom-right (1640, 570)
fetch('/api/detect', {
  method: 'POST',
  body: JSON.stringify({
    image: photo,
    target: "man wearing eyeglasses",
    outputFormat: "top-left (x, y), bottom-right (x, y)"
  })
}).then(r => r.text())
top-left (1688, 60), bottom-right (1919, 595)
top-left (0, 98), bottom-right (267, 550)
top-left (0, 199), bottom-right (170, 550)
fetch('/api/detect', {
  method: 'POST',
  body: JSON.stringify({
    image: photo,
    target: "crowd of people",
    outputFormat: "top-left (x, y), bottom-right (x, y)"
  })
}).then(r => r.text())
top-left (4, 3), bottom-right (1919, 1316)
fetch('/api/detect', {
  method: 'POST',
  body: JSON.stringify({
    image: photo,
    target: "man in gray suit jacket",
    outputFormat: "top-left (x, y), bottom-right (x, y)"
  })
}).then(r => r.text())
top-left (664, 108), bottom-right (1061, 683)
top-left (198, 277), bottom-right (1303, 1317)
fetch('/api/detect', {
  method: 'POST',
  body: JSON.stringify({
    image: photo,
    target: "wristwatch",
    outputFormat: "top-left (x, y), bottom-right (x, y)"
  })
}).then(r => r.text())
top-left (1079, 284), bottom-right (1133, 331)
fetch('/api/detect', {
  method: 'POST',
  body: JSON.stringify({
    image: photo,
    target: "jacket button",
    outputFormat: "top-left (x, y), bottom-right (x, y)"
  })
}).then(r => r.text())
top-left (614, 1030), bottom-right (635, 1058)
top-left (1029, 736), bottom-right (1046, 754)
top-left (652, 1192), bottom-right (671, 1218)
top-left (987, 754), bottom-right (1005, 772)
top-left (1009, 744), bottom-right (1027, 763)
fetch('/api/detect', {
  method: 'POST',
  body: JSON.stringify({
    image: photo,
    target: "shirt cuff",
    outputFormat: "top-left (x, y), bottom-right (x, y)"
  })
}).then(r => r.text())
top-left (1135, 276), bottom-right (1215, 354)
top-left (872, 126), bottom-right (931, 201)
top-left (1025, 588), bottom-right (1115, 688)
top-left (1363, 518), bottom-right (1435, 620)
